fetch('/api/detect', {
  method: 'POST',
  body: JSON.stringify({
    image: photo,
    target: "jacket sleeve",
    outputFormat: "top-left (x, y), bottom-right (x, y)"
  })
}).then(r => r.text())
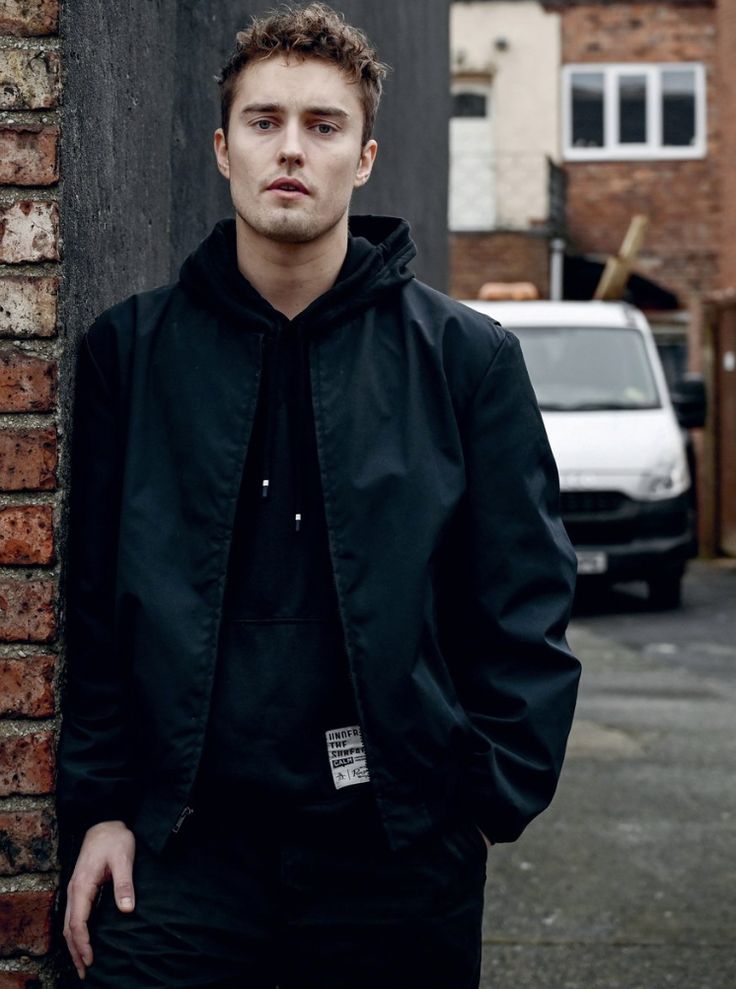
top-left (441, 327), bottom-right (581, 844)
top-left (56, 320), bottom-right (140, 842)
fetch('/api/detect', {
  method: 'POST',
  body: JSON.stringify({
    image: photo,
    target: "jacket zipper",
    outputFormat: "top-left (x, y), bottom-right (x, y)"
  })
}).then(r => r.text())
top-left (171, 805), bottom-right (194, 834)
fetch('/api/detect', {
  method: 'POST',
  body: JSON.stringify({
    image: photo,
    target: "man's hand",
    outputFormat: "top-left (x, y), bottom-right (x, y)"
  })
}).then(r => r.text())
top-left (63, 820), bottom-right (136, 980)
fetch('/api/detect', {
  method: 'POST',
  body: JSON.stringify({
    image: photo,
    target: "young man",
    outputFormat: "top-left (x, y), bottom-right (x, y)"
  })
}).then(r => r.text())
top-left (58, 4), bottom-right (581, 987)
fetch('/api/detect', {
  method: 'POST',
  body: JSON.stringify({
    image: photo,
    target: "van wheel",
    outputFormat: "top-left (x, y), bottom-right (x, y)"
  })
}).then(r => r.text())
top-left (647, 573), bottom-right (682, 610)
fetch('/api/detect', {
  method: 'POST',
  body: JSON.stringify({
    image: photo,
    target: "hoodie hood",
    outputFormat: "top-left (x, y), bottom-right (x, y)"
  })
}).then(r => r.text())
top-left (178, 214), bottom-right (416, 332)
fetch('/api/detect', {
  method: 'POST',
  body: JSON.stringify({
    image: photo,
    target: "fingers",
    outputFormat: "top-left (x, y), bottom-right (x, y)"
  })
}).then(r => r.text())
top-left (61, 825), bottom-right (137, 978)
top-left (63, 855), bottom-right (134, 980)
top-left (110, 849), bottom-right (136, 912)
top-left (62, 897), bottom-right (85, 979)
top-left (63, 873), bottom-right (99, 980)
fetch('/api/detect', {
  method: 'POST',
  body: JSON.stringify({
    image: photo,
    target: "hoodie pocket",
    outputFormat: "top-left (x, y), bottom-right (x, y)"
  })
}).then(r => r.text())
top-left (200, 618), bottom-right (361, 800)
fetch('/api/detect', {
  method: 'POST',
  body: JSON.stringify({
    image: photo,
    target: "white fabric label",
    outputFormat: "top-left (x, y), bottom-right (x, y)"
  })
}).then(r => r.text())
top-left (325, 724), bottom-right (370, 789)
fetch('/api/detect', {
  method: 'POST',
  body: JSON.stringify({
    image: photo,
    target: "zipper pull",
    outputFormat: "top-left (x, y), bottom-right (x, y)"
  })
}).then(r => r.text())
top-left (171, 806), bottom-right (194, 835)
top-left (294, 512), bottom-right (302, 532)
top-left (262, 478), bottom-right (270, 498)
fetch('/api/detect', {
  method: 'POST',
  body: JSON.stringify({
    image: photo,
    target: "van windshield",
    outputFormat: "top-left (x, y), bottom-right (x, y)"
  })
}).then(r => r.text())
top-left (513, 325), bottom-right (661, 411)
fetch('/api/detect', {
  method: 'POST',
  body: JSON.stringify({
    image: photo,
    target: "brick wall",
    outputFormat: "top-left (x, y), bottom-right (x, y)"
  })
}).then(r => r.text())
top-left (717, 0), bottom-right (736, 289)
top-left (0, 2), bottom-right (61, 986)
top-left (559, 2), bottom-right (720, 303)
top-left (449, 232), bottom-right (551, 300)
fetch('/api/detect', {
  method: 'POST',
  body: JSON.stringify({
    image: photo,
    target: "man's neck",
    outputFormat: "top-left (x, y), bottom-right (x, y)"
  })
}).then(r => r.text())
top-left (234, 214), bottom-right (349, 321)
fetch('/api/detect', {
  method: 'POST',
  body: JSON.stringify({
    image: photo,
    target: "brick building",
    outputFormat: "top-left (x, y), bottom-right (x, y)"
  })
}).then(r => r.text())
top-left (552, 0), bottom-right (720, 304)
top-left (450, 0), bottom-right (730, 310)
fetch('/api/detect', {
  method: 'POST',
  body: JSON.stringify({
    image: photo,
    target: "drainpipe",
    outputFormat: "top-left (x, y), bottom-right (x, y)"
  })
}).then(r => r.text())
top-left (550, 237), bottom-right (565, 301)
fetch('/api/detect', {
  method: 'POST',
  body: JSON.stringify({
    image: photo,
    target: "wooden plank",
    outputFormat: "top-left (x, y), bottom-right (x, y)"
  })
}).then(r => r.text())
top-left (593, 215), bottom-right (649, 301)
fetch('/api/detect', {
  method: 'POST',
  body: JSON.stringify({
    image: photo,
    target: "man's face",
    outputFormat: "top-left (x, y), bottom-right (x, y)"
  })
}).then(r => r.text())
top-left (214, 56), bottom-right (377, 245)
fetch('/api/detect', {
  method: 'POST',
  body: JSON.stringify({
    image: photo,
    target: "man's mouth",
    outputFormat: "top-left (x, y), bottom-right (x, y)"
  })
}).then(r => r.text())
top-left (267, 178), bottom-right (310, 195)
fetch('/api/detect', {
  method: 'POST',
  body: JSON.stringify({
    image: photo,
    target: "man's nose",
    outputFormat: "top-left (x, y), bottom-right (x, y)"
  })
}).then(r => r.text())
top-left (277, 121), bottom-right (305, 167)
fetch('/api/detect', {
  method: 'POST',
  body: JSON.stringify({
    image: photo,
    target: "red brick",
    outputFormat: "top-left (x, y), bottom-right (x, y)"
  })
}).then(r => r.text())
top-left (564, 159), bottom-right (720, 300)
top-left (0, 50), bottom-right (60, 110)
top-left (0, 732), bottom-right (55, 796)
top-left (0, 202), bottom-right (59, 264)
top-left (0, 807), bottom-right (56, 874)
top-left (0, 428), bottom-right (57, 491)
top-left (556, 2), bottom-right (718, 65)
top-left (0, 579), bottom-right (56, 642)
top-left (0, 506), bottom-right (54, 566)
top-left (0, 972), bottom-right (42, 989)
top-left (718, 3), bottom-right (736, 289)
top-left (0, 890), bottom-right (53, 956)
top-left (0, 654), bottom-right (55, 717)
top-left (0, 350), bottom-right (55, 412)
top-left (451, 232), bottom-right (550, 300)
top-left (0, 126), bottom-right (58, 187)
top-left (0, 350), bottom-right (56, 411)
top-left (0, 277), bottom-right (58, 339)
top-left (0, 1), bottom-right (59, 37)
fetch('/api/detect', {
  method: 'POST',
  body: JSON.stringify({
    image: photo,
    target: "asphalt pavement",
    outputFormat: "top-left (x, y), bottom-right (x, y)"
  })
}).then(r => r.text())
top-left (479, 559), bottom-right (736, 989)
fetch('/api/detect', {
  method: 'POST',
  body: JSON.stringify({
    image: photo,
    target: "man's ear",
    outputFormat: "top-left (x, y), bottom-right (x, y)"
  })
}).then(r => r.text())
top-left (354, 139), bottom-right (378, 188)
top-left (214, 128), bottom-right (230, 180)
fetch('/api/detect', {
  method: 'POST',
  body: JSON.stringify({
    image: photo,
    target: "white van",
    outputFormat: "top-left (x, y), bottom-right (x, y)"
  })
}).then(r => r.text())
top-left (461, 300), bottom-right (705, 608)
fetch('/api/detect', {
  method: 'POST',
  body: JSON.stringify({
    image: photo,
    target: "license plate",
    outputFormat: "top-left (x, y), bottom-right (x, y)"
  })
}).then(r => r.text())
top-left (576, 551), bottom-right (608, 575)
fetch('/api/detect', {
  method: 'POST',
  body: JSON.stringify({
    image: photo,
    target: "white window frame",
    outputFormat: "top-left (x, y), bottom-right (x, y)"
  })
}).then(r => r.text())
top-left (562, 62), bottom-right (706, 162)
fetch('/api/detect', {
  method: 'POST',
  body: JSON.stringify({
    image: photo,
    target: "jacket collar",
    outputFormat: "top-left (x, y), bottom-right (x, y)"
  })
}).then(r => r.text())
top-left (178, 214), bottom-right (416, 334)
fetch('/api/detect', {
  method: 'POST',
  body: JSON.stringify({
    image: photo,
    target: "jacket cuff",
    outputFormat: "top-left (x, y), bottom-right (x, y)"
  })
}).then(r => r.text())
top-left (56, 793), bottom-right (138, 841)
top-left (459, 750), bottom-right (527, 846)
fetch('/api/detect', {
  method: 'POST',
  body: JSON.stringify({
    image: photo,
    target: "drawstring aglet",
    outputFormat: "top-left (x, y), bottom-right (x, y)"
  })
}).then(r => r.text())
top-left (261, 478), bottom-right (270, 499)
top-left (294, 512), bottom-right (302, 532)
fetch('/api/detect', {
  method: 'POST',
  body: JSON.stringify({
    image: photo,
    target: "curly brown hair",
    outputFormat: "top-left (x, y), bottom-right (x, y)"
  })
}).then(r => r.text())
top-left (217, 3), bottom-right (388, 147)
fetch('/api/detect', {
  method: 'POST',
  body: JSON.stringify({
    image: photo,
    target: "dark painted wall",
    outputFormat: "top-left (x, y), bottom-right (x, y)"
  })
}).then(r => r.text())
top-left (60, 0), bottom-right (449, 340)
top-left (335, 1), bottom-right (449, 288)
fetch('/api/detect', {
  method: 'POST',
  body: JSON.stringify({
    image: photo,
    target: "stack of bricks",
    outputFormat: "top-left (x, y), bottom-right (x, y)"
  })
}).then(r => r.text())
top-left (0, 1), bottom-right (61, 987)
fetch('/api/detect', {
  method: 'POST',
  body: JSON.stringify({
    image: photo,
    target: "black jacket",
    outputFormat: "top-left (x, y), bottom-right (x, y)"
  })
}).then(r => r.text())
top-left (58, 215), bottom-right (581, 853)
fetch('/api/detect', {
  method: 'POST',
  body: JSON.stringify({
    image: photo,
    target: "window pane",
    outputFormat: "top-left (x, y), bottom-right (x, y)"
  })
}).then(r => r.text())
top-left (571, 72), bottom-right (604, 148)
top-left (452, 92), bottom-right (487, 118)
top-left (662, 69), bottom-right (696, 146)
top-left (619, 75), bottom-right (647, 143)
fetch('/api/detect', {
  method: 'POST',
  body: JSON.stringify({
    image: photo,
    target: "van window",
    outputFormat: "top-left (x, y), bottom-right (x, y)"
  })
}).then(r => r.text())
top-left (513, 326), bottom-right (661, 411)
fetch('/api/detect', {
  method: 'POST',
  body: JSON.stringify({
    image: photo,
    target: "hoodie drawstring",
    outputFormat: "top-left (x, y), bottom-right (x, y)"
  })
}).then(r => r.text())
top-left (294, 327), bottom-right (308, 532)
top-left (259, 322), bottom-right (308, 533)
top-left (261, 327), bottom-right (279, 502)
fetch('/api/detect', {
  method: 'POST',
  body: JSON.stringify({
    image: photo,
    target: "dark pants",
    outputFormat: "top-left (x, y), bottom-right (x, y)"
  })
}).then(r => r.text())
top-left (83, 788), bottom-right (487, 989)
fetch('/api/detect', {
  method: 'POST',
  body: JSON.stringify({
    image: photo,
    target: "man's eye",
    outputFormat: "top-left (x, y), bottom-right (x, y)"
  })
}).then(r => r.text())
top-left (315, 123), bottom-right (335, 135)
top-left (255, 120), bottom-right (273, 130)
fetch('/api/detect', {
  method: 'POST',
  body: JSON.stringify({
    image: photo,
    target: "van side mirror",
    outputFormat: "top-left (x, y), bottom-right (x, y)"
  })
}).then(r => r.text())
top-left (670, 373), bottom-right (707, 429)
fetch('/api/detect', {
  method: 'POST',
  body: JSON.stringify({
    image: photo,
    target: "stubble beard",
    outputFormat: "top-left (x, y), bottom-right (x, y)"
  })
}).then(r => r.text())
top-left (234, 193), bottom-right (350, 246)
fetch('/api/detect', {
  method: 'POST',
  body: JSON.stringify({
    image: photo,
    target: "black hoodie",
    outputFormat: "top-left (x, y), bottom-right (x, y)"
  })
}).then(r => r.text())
top-left (180, 217), bottom-right (413, 807)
